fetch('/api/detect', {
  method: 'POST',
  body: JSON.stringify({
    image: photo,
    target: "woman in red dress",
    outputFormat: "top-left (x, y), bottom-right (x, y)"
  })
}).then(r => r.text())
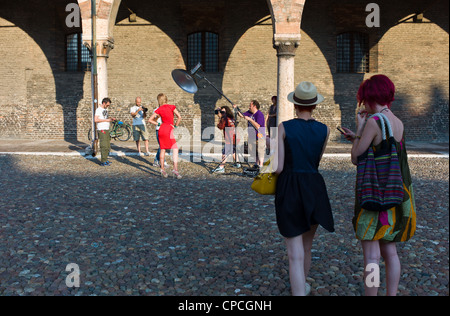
top-left (148, 93), bottom-right (182, 179)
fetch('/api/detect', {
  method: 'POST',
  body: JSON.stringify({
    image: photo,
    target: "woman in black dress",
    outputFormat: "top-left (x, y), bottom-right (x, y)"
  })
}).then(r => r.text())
top-left (275, 82), bottom-right (335, 296)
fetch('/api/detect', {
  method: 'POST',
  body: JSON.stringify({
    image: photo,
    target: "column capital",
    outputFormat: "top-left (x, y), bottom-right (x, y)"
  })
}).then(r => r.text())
top-left (273, 37), bottom-right (301, 57)
top-left (98, 39), bottom-right (114, 57)
top-left (83, 39), bottom-right (115, 58)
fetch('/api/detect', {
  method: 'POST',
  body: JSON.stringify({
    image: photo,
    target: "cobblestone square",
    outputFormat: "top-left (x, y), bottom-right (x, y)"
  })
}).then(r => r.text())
top-left (0, 153), bottom-right (448, 296)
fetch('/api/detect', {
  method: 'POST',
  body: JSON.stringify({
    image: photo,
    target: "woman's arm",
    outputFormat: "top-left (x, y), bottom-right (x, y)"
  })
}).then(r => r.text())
top-left (217, 116), bottom-right (227, 130)
top-left (173, 108), bottom-right (182, 127)
top-left (148, 112), bottom-right (159, 126)
top-left (274, 123), bottom-right (285, 174)
top-left (320, 126), bottom-right (330, 161)
top-left (350, 115), bottom-right (379, 165)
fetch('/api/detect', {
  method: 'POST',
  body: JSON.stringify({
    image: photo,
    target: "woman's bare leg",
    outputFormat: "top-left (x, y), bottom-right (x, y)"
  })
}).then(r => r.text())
top-left (361, 240), bottom-right (381, 296)
top-left (172, 148), bottom-right (179, 171)
top-left (160, 149), bottom-right (166, 171)
top-left (285, 235), bottom-right (306, 296)
top-left (302, 225), bottom-right (318, 278)
top-left (380, 242), bottom-right (400, 296)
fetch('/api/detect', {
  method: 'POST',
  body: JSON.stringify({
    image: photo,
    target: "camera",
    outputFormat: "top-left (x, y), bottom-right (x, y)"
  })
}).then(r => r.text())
top-left (215, 108), bottom-right (225, 115)
top-left (141, 106), bottom-right (148, 113)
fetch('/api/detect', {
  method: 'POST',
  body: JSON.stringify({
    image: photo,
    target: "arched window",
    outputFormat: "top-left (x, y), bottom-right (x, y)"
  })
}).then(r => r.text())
top-left (66, 33), bottom-right (91, 72)
top-left (188, 32), bottom-right (219, 73)
top-left (337, 32), bottom-right (369, 73)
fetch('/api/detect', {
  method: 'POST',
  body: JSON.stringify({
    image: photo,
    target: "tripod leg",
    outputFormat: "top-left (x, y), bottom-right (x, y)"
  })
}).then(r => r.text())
top-left (211, 152), bottom-right (232, 173)
top-left (235, 142), bottom-right (251, 168)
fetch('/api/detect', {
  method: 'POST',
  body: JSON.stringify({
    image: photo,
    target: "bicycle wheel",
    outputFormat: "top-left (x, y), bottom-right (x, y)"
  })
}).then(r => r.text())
top-left (116, 125), bottom-right (131, 141)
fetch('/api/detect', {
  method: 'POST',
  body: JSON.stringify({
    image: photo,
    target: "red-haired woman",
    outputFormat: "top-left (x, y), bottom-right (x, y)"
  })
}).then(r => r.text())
top-left (148, 93), bottom-right (182, 179)
top-left (342, 74), bottom-right (416, 296)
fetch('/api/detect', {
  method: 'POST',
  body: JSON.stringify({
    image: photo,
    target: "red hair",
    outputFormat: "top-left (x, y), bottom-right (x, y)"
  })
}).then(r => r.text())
top-left (357, 74), bottom-right (395, 110)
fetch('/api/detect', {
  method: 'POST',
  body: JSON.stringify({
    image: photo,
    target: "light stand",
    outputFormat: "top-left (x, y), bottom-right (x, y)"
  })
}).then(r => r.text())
top-left (172, 63), bottom-right (255, 119)
top-left (172, 63), bottom-right (234, 105)
top-left (171, 63), bottom-right (253, 173)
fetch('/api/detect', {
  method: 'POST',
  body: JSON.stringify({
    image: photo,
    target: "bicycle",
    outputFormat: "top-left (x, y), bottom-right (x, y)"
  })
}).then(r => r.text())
top-left (88, 119), bottom-right (132, 142)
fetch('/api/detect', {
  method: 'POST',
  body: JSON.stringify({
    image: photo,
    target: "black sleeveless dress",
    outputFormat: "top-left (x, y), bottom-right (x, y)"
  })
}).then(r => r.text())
top-left (275, 119), bottom-right (335, 238)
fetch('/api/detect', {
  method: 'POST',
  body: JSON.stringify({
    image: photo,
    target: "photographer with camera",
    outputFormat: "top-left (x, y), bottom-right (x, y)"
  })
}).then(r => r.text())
top-left (233, 100), bottom-right (266, 168)
top-left (130, 97), bottom-right (151, 156)
top-left (212, 106), bottom-right (240, 173)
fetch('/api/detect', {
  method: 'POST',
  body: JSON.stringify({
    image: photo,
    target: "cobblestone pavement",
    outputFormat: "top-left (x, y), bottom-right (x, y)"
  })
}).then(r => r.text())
top-left (0, 154), bottom-right (448, 296)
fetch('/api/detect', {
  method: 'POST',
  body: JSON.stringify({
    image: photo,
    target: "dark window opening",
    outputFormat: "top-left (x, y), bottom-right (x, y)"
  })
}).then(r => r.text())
top-left (337, 32), bottom-right (369, 73)
top-left (188, 32), bottom-right (219, 73)
top-left (66, 33), bottom-right (91, 72)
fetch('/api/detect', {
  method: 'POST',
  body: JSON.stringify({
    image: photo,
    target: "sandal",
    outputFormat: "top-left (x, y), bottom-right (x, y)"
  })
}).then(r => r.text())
top-left (161, 169), bottom-right (168, 178)
top-left (172, 170), bottom-right (182, 179)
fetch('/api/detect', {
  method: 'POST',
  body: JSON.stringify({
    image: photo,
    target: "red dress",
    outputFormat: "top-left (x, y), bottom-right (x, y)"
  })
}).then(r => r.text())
top-left (155, 104), bottom-right (177, 150)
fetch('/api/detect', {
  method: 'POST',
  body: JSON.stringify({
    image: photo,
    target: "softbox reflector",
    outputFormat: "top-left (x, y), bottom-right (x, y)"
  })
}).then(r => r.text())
top-left (171, 69), bottom-right (198, 94)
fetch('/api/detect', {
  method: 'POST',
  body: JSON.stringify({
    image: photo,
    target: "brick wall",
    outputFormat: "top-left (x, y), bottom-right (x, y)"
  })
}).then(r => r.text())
top-left (0, 0), bottom-right (448, 142)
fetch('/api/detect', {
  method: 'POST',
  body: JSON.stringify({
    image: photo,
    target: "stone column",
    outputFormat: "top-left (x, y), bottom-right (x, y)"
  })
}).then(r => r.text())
top-left (96, 39), bottom-right (114, 102)
top-left (273, 39), bottom-right (300, 125)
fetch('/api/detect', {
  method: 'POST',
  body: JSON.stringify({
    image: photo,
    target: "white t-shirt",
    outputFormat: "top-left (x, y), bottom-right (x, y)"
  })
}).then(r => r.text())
top-left (154, 109), bottom-right (162, 131)
top-left (130, 105), bottom-right (145, 126)
top-left (95, 107), bottom-right (110, 131)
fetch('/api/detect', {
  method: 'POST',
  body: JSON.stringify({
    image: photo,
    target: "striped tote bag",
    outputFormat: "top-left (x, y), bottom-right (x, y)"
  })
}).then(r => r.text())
top-left (356, 113), bottom-right (404, 212)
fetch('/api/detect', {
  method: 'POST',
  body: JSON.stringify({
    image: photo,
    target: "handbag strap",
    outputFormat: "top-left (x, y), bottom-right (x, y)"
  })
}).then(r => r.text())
top-left (378, 112), bottom-right (394, 138)
top-left (370, 113), bottom-right (393, 140)
top-left (260, 157), bottom-right (274, 174)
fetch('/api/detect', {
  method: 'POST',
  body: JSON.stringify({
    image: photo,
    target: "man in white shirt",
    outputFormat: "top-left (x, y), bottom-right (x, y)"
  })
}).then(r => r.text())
top-left (130, 97), bottom-right (150, 156)
top-left (94, 98), bottom-right (115, 166)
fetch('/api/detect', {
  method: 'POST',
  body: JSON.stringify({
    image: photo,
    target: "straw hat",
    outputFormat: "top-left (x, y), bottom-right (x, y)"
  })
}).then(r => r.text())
top-left (287, 81), bottom-right (324, 106)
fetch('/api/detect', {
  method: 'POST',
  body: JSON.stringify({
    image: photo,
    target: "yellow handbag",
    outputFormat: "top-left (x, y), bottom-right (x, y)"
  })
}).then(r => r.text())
top-left (251, 158), bottom-right (278, 195)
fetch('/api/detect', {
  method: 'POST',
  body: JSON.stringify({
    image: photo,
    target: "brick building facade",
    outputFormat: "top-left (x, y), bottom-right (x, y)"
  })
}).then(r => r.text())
top-left (0, 0), bottom-right (448, 142)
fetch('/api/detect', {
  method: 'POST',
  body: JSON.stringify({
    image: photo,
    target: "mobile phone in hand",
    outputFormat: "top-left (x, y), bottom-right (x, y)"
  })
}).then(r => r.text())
top-left (336, 126), bottom-right (346, 135)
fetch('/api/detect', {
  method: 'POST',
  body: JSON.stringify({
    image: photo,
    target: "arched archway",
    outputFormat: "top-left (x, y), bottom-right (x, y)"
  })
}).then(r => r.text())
top-left (74, 0), bottom-right (448, 142)
top-left (109, 0), bottom-right (274, 136)
top-left (376, 12), bottom-right (449, 140)
top-left (299, 0), bottom-right (449, 141)
top-left (0, 0), bottom-right (86, 140)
